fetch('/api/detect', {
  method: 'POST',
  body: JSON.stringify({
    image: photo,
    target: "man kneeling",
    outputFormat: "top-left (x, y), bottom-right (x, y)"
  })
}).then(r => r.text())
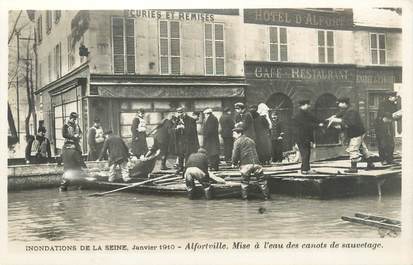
top-left (184, 148), bottom-right (212, 200)
top-left (232, 124), bottom-right (270, 200)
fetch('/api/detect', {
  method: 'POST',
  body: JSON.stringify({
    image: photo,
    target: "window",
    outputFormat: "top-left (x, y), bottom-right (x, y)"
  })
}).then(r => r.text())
top-left (46, 10), bottom-right (52, 34)
top-left (48, 53), bottom-right (52, 82)
top-left (371, 33), bottom-right (386, 65)
top-left (67, 34), bottom-right (75, 70)
top-left (318, 30), bottom-right (334, 63)
top-left (54, 43), bottom-right (62, 78)
top-left (269, 27), bottom-right (288, 62)
top-left (37, 16), bottom-right (42, 43)
top-left (159, 21), bottom-right (181, 75)
top-left (112, 17), bottom-right (135, 74)
top-left (54, 10), bottom-right (61, 24)
top-left (205, 23), bottom-right (225, 75)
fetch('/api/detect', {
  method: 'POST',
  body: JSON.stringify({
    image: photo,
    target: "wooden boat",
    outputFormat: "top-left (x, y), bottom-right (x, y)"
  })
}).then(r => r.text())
top-left (341, 213), bottom-right (401, 232)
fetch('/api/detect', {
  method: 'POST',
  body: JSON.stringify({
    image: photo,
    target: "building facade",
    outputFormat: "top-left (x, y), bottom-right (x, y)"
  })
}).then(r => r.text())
top-left (33, 8), bottom-right (402, 157)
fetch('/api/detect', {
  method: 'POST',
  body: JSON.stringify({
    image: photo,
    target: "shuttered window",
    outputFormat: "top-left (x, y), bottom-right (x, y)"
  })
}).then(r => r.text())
top-left (371, 33), bottom-right (386, 65)
top-left (48, 53), bottom-right (52, 82)
top-left (204, 23), bottom-right (225, 75)
top-left (67, 34), bottom-right (75, 70)
top-left (37, 16), bottom-right (42, 43)
top-left (46, 10), bottom-right (52, 34)
top-left (112, 17), bottom-right (135, 74)
top-left (54, 10), bottom-right (61, 24)
top-left (159, 21), bottom-right (181, 75)
top-left (269, 27), bottom-right (288, 62)
top-left (54, 43), bottom-right (62, 78)
top-left (318, 30), bottom-right (334, 63)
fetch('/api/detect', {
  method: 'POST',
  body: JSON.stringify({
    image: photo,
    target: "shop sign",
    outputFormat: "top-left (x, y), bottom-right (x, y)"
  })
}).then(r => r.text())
top-left (356, 70), bottom-right (395, 84)
top-left (244, 9), bottom-right (353, 30)
top-left (126, 10), bottom-right (215, 22)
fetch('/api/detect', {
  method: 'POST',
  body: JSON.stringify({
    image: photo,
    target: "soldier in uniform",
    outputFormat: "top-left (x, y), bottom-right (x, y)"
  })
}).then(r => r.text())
top-left (374, 93), bottom-right (400, 165)
top-left (87, 118), bottom-right (105, 161)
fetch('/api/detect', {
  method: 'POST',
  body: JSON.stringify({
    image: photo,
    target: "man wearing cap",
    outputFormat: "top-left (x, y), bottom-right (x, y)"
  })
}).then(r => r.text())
top-left (202, 108), bottom-right (220, 171)
top-left (131, 109), bottom-right (148, 158)
top-left (184, 148), bottom-right (213, 199)
top-left (232, 124), bottom-right (270, 200)
top-left (234, 102), bottom-right (256, 142)
top-left (374, 93), bottom-right (400, 165)
top-left (292, 100), bottom-right (324, 174)
top-left (98, 130), bottom-right (131, 182)
top-left (219, 107), bottom-right (235, 163)
top-left (327, 97), bottom-right (375, 173)
top-left (25, 126), bottom-right (51, 164)
top-left (60, 112), bottom-right (85, 191)
top-left (175, 107), bottom-right (199, 172)
top-left (87, 118), bottom-right (105, 161)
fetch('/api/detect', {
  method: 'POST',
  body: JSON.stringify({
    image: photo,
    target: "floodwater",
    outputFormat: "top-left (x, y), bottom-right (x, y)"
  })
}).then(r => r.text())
top-left (8, 189), bottom-right (400, 241)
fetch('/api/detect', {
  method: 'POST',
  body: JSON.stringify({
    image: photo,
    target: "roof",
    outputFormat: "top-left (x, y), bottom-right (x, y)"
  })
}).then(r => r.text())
top-left (353, 8), bottom-right (401, 28)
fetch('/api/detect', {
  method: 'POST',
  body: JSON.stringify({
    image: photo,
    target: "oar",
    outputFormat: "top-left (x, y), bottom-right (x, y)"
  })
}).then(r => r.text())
top-left (88, 174), bottom-right (176, 197)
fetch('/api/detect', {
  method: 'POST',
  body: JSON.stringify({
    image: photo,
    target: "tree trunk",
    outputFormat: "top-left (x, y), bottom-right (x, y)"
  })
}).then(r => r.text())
top-left (8, 102), bottom-right (18, 147)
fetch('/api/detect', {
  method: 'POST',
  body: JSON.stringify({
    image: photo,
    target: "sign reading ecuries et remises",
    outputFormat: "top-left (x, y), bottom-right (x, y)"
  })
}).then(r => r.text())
top-left (126, 10), bottom-right (215, 22)
top-left (244, 9), bottom-right (353, 30)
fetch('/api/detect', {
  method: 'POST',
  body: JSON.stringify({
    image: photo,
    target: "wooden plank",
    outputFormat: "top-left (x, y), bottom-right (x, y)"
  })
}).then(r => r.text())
top-left (341, 216), bottom-right (401, 231)
top-left (354, 213), bottom-right (401, 225)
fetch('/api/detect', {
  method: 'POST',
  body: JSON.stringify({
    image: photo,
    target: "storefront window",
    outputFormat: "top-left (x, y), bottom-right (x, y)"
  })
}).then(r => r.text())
top-left (205, 23), bottom-right (225, 75)
top-left (269, 27), bottom-right (288, 62)
top-left (318, 30), bottom-right (334, 63)
top-left (112, 17), bottom-right (135, 74)
top-left (159, 20), bottom-right (181, 75)
top-left (370, 33), bottom-right (386, 65)
top-left (314, 93), bottom-right (340, 145)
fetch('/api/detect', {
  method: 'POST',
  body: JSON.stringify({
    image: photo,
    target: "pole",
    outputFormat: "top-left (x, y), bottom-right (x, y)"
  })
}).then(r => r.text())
top-left (16, 31), bottom-right (20, 142)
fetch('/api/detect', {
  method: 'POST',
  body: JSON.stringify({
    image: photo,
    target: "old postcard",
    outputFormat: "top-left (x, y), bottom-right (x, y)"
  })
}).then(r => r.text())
top-left (1, 0), bottom-right (412, 264)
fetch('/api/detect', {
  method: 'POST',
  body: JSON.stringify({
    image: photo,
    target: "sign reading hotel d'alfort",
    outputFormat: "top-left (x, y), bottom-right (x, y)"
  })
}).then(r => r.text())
top-left (244, 9), bottom-right (353, 30)
top-left (126, 10), bottom-right (215, 22)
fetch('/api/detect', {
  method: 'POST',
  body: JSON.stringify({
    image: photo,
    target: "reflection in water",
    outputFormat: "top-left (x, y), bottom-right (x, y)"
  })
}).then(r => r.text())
top-left (8, 189), bottom-right (400, 241)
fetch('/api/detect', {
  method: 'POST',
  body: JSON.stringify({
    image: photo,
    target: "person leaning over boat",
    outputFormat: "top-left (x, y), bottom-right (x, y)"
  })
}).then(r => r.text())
top-left (291, 100), bottom-right (324, 175)
top-left (231, 124), bottom-right (270, 200)
top-left (59, 112), bottom-right (86, 191)
top-left (87, 118), bottom-right (106, 161)
top-left (202, 108), bottom-right (220, 171)
top-left (98, 130), bottom-right (131, 182)
top-left (184, 148), bottom-right (212, 200)
top-left (131, 109), bottom-right (148, 158)
top-left (219, 107), bottom-right (235, 163)
top-left (327, 97), bottom-right (375, 173)
top-left (25, 126), bottom-right (51, 164)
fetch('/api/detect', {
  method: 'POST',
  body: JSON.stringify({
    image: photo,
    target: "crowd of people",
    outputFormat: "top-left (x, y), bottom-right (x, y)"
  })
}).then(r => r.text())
top-left (24, 94), bottom-right (401, 200)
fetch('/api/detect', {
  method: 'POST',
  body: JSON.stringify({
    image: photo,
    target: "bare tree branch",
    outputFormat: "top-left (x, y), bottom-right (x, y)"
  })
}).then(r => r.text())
top-left (8, 10), bottom-right (23, 44)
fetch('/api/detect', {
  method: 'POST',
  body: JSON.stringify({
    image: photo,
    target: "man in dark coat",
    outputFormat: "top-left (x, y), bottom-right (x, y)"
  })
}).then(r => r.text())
top-left (292, 100), bottom-right (324, 174)
top-left (25, 126), bottom-right (51, 164)
top-left (327, 97), bottom-right (375, 173)
top-left (99, 130), bottom-right (131, 182)
top-left (131, 109), bottom-right (148, 158)
top-left (87, 118), bottom-right (106, 161)
top-left (175, 107), bottom-right (199, 172)
top-left (270, 112), bottom-right (284, 163)
top-left (234, 102), bottom-right (256, 142)
top-left (374, 93), bottom-right (399, 165)
top-left (202, 108), bottom-right (220, 171)
top-left (184, 148), bottom-right (212, 199)
top-left (232, 124), bottom-right (269, 200)
top-left (219, 107), bottom-right (235, 163)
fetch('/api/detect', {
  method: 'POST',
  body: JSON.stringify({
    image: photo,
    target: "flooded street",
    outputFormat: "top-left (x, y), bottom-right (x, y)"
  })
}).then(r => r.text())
top-left (8, 189), bottom-right (400, 241)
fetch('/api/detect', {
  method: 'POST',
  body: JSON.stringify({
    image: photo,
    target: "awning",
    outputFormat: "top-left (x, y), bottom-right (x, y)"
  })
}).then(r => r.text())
top-left (89, 82), bottom-right (245, 99)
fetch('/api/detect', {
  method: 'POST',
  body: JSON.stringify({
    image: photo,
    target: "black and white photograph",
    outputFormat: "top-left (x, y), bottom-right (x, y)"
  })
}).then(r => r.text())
top-left (2, 2), bottom-right (413, 265)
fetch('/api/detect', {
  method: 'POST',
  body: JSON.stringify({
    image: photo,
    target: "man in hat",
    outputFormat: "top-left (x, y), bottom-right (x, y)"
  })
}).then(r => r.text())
top-left (292, 100), bottom-right (324, 174)
top-left (25, 126), bottom-right (51, 164)
top-left (131, 109), bottom-right (148, 158)
top-left (60, 112), bottom-right (85, 191)
top-left (234, 102), bottom-right (256, 142)
top-left (202, 108), bottom-right (220, 171)
top-left (232, 124), bottom-right (269, 200)
top-left (184, 148), bottom-right (212, 199)
top-left (175, 106), bottom-right (199, 172)
top-left (374, 93), bottom-right (400, 165)
top-left (219, 107), bottom-right (235, 163)
top-left (87, 118), bottom-right (105, 161)
top-left (327, 97), bottom-right (375, 173)
top-left (98, 130), bottom-right (131, 182)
